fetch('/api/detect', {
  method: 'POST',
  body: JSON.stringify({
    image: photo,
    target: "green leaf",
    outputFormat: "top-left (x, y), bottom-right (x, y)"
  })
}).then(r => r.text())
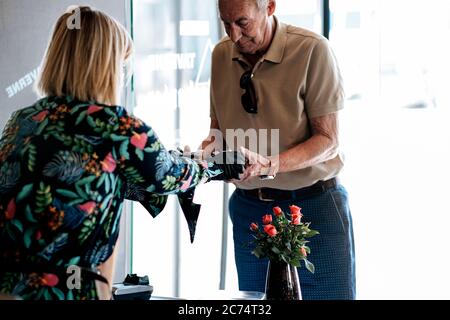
top-left (85, 181), bottom-right (91, 194)
top-left (110, 202), bottom-right (123, 236)
top-left (291, 259), bottom-right (301, 267)
top-left (66, 290), bottom-right (74, 300)
top-left (32, 288), bottom-right (43, 300)
top-left (68, 256), bottom-right (81, 266)
top-left (271, 247), bottom-right (281, 254)
top-left (96, 173), bottom-right (106, 189)
top-left (36, 198), bottom-right (51, 208)
top-left (51, 287), bottom-right (66, 300)
top-left (75, 184), bottom-right (88, 200)
top-left (70, 105), bottom-right (81, 114)
top-left (38, 182), bottom-right (45, 193)
top-left (114, 180), bottom-right (122, 196)
top-left (135, 148), bottom-right (144, 161)
top-left (87, 116), bottom-right (97, 128)
top-left (120, 140), bottom-right (130, 160)
top-left (23, 228), bottom-right (35, 249)
top-left (4, 224), bottom-right (15, 240)
top-left (75, 110), bottom-right (87, 126)
top-left (280, 254), bottom-right (289, 264)
top-left (285, 241), bottom-right (291, 251)
top-left (36, 118), bottom-right (49, 135)
top-left (251, 249), bottom-right (261, 258)
top-left (100, 193), bottom-right (113, 213)
top-left (76, 175), bottom-right (96, 187)
top-left (56, 189), bottom-right (79, 199)
top-left (51, 133), bottom-right (65, 143)
top-left (43, 289), bottom-right (52, 300)
top-left (104, 107), bottom-right (118, 118)
top-left (70, 103), bottom-right (90, 114)
top-left (150, 195), bottom-right (166, 205)
top-left (306, 230), bottom-right (320, 237)
top-left (27, 145), bottom-right (37, 172)
top-left (16, 183), bottom-right (33, 202)
top-left (68, 198), bottom-right (85, 206)
top-left (252, 245), bottom-right (265, 257)
top-left (110, 134), bottom-right (128, 142)
top-left (11, 219), bottom-right (23, 233)
top-left (304, 259), bottom-right (315, 274)
top-left (104, 174), bottom-right (110, 193)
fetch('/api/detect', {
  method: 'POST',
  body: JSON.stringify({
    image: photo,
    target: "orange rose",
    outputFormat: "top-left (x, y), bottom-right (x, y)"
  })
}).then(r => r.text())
top-left (262, 214), bottom-right (272, 225)
top-left (273, 206), bottom-right (282, 217)
top-left (250, 223), bottom-right (258, 231)
top-left (291, 212), bottom-right (302, 225)
top-left (300, 247), bottom-right (307, 257)
top-left (289, 205), bottom-right (301, 215)
top-left (263, 224), bottom-right (277, 237)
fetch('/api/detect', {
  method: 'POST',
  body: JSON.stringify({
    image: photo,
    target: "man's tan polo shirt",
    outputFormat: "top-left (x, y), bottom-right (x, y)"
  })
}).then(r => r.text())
top-left (210, 16), bottom-right (345, 190)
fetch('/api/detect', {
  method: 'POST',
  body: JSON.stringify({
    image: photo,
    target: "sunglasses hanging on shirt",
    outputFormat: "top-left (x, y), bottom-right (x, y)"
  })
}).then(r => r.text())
top-left (240, 70), bottom-right (258, 114)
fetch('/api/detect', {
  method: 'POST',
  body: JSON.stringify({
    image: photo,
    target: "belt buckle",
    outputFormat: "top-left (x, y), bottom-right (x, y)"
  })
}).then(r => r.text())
top-left (258, 189), bottom-right (275, 202)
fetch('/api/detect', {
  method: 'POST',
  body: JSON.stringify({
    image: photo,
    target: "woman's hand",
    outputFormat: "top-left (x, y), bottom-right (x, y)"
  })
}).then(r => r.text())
top-left (205, 150), bottom-right (246, 181)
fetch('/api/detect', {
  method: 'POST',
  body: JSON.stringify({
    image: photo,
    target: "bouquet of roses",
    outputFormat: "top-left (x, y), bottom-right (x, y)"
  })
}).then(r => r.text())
top-left (250, 205), bottom-right (319, 273)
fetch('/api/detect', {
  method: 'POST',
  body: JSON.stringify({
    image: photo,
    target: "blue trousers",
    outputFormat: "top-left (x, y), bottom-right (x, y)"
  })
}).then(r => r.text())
top-left (229, 183), bottom-right (356, 300)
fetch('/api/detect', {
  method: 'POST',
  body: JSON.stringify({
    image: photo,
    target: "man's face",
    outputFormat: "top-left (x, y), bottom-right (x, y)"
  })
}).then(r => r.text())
top-left (219, 0), bottom-right (271, 54)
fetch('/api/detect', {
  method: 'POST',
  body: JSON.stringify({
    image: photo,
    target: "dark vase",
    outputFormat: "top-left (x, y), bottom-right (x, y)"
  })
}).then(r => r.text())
top-left (264, 260), bottom-right (302, 300)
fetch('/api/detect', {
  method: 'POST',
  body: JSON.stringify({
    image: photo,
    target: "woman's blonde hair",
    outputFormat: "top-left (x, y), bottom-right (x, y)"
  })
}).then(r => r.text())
top-left (36, 6), bottom-right (133, 105)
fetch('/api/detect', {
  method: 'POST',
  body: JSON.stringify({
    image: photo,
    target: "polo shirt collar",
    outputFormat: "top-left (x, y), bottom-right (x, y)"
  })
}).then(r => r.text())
top-left (231, 15), bottom-right (287, 64)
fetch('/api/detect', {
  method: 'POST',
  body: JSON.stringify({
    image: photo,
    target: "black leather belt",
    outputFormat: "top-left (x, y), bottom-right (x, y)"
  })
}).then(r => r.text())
top-left (239, 177), bottom-right (338, 202)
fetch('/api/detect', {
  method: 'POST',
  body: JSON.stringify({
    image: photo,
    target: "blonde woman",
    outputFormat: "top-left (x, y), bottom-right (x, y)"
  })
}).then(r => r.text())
top-left (0, 6), bottom-right (243, 300)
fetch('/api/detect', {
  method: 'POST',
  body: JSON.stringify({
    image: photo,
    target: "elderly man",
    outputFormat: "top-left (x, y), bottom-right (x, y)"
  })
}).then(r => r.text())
top-left (203, 0), bottom-right (356, 299)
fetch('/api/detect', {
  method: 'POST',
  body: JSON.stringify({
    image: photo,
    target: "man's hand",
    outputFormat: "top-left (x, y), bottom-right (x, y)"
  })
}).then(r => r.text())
top-left (239, 147), bottom-right (278, 181)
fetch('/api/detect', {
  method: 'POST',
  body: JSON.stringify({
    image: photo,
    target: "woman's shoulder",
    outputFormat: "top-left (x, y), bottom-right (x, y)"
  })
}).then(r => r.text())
top-left (28, 95), bottom-right (130, 117)
top-left (12, 96), bottom-right (148, 131)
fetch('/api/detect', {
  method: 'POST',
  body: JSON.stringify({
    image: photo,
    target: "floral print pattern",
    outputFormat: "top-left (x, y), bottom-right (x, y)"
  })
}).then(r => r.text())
top-left (0, 96), bottom-right (220, 299)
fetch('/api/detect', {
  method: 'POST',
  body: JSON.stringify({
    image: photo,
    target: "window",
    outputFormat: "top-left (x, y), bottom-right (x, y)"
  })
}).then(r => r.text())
top-left (277, 0), bottom-right (322, 33)
top-left (330, 0), bottom-right (450, 299)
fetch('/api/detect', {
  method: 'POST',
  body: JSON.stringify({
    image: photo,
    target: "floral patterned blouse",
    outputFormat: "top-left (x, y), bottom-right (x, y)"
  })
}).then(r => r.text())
top-left (0, 96), bottom-right (220, 300)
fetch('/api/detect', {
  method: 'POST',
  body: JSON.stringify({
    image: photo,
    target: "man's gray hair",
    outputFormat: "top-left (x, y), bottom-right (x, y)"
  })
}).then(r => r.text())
top-left (218, 0), bottom-right (270, 10)
top-left (255, 0), bottom-right (270, 9)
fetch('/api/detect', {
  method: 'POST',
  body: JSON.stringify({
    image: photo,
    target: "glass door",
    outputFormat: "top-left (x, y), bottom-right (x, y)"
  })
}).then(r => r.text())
top-left (131, 0), bottom-right (325, 298)
top-left (131, 0), bottom-right (223, 298)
